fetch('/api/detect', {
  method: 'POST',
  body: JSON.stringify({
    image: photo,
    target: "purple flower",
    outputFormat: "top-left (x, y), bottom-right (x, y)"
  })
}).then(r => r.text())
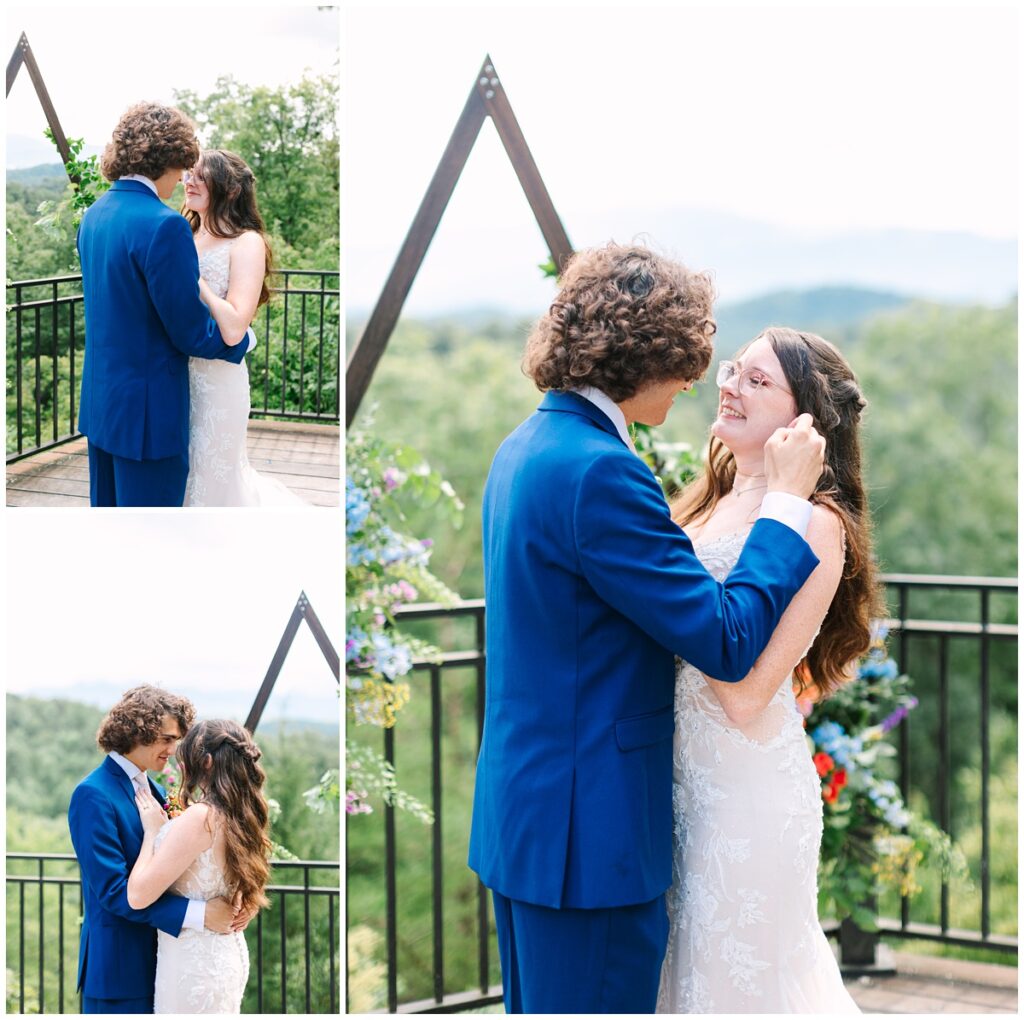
top-left (880, 697), bottom-right (919, 733)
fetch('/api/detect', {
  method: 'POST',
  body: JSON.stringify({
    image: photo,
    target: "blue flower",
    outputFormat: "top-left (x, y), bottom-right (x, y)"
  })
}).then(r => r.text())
top-left (345, 477), bottom-right (371, 536)
top-left (371, 632), bottom-right (413, 680)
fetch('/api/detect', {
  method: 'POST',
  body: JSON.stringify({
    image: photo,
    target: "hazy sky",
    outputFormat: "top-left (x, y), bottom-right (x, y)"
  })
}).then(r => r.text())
top-left (6, 5), bottom-right (338, 149)
top-left (345, 3), bottom-right (1018, 312)
top-left (6, 512), bottom-right (341, 724)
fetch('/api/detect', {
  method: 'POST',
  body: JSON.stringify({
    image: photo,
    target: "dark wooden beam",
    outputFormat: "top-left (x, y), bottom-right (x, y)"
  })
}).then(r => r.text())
top-left (479, 56), bottom-right (573, 275)
top-left (6, 32), bottom-right (76, 176)
top-left (345, 72), bottom-right (489, 427)
top-left (346, 55), bottom-right (574, 428)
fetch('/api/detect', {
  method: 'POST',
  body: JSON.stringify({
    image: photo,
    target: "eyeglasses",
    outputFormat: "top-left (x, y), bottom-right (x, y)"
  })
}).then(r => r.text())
top-left (182, 170), bottom-right (203, 185)
top-left (716, 360), bottom-right (792, 396)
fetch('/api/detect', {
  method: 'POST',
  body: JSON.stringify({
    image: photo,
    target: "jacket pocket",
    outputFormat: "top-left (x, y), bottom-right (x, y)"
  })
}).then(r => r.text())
top-left (615, 705), bottom-right (674, 751)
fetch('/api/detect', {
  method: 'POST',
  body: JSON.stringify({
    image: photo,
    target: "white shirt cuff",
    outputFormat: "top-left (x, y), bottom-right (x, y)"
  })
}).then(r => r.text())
top-left (759, 491), bottom-right (813, 538)
top-left (182, 898), bottom-right (206, 931)
top-left (244, 327), bottom-right (257, 353)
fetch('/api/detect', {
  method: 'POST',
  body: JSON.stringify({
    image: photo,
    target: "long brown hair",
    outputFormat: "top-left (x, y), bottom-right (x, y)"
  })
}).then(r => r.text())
top-left (673, 327), bottom-right (882, 698)
top-left (177, 719), bottom-right (271, 913)
top-left (183, 149), bottom-right (274, 306)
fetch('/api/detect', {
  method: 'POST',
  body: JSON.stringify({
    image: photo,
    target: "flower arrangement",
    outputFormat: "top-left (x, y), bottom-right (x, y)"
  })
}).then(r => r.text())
top-left (158, 761), bottom-right (184, 817)
top-left (798, 626), bottom-right (967, 928)
top-left (346, 415), bottom-right (463, 821)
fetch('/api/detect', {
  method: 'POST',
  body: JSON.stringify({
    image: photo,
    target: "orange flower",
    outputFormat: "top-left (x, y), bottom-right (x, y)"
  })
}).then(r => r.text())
top-left (832, 768), bottom-right (848, 789)
top-left (813, 751), bottom-right (835, 777)
top-left (822, 783), bottom-right (840, 804)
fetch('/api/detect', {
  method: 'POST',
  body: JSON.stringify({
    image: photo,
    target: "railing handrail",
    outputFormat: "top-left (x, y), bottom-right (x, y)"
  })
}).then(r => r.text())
top-left (6, 270), bottom-right (338, 289)
top-left (5, 851), bottom-right (338, 867)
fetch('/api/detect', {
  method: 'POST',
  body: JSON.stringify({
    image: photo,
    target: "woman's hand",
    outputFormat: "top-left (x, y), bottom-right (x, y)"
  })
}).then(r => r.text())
top-left (198, 276), bottom-right (214, 306)
top-left (135, 783), bottom-right (168, 838)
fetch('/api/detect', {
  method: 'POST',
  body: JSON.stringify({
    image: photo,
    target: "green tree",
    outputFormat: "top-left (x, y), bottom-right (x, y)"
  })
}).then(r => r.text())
top-left (175, 71), bottom-right (339, 260)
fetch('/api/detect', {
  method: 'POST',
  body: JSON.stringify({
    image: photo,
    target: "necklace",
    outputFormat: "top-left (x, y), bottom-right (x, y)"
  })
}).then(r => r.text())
top-left (732, 481), bottom-right (768, 496)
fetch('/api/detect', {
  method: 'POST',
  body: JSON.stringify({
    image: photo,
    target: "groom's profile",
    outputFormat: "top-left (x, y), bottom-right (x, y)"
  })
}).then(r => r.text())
top-left (68, 685), bottom-right (239, 1014)
top-left (77, 102), bottom-right (251, 507)
top-left (468, 243), bottom-right (827, 1013)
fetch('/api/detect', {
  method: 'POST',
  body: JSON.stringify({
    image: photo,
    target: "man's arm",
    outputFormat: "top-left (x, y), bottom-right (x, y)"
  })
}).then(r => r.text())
top-left (143, 216), bottom-right (247, 365)
top-left (576, 451), bottom-right (820, 682)
top-left (68, 784), bottom-right (188, 936)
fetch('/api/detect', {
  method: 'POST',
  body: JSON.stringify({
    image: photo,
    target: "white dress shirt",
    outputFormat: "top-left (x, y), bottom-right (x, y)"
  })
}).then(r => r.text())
top-left (573, 386), bottom-right (812, 538)
top-left (109, 751), bottom-right (205, 930)
top-left (117, 175), bottom-right (257, 353)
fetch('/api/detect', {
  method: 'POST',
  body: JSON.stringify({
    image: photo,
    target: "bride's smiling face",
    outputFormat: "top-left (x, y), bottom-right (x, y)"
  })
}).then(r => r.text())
top-left (183, 165), bottom-right (210, 215)
top-left (711, 336), bottom-right (799, 457)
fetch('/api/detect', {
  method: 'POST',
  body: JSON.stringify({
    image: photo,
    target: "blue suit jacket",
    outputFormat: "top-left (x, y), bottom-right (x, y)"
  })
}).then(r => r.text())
top-left (467, 391), bottom-right (820, 909)
top-left (76, 179), bottom-right (247, 461)
top-left (68, 756), bottom-right (189, 1000)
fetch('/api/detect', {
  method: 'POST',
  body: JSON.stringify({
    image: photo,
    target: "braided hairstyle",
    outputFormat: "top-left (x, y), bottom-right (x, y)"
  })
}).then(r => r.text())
top-left (177, 719), bottom-right (271, 913)
top-left (673, 327), bottom-right (883, 698)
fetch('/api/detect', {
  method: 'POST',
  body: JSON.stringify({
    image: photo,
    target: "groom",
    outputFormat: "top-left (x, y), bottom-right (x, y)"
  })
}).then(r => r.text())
top-left (77, 101), bottom-right (253, 507)
top-left (68, 685), bottom-right (241, 1013)
top-left (468, 244), bottom-right (826, 1013)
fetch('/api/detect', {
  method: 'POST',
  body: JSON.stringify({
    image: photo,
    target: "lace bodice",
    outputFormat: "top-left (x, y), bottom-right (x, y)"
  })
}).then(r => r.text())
top-left (657, 528), bottom-right (858, 1014)
top-left (197, 241), bottom-right (233, 299)
top-left (154, 817), bottom-right (231, 901)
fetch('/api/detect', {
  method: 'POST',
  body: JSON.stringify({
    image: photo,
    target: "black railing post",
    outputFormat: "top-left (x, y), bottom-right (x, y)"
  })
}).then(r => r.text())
top-left (980, 588), bottom-right (991, 938)
top-left (384, 724), bottom-right (399, 1014)
top-left (430, 663), bottom-right (445, 1004)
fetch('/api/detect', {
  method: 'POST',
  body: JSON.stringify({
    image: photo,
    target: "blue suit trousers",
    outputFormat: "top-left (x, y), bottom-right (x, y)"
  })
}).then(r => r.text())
top-left (83, 994), bottom-right (154, 1013)
top-left (88, 440), bottom-right (189, 507)
top-left (492, 890), bottom-right (668, 1013)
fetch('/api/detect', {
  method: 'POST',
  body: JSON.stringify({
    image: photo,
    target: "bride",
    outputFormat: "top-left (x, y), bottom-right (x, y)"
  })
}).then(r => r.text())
top-left (128, 719), bottom-right (272, 1014)
top-left (656, 328), bottom-right (879, 1013)
top-left (181, 149), bottom-right (305, 506)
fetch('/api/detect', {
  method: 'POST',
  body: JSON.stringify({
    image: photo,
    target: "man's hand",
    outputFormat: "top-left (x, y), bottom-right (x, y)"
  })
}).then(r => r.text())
top-left (228, 889), bottom-right (257, 932)
top-left (764, 413), bottom-right (826, 500)
top-left (204, 896), bottom-right (240, 934)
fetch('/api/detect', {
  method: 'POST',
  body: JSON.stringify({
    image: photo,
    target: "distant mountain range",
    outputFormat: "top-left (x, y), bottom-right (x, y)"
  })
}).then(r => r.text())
top-left (348, 284), bottom-right (918, 351)
top-left (348, 202), bottom-right (1016, 316)
top-left (16, 680), bottom-right (339, 734)
top-left (7, 136), bottom-right (101, 170)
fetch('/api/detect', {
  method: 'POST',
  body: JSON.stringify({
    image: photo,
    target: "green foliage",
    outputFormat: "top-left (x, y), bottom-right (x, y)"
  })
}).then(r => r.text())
top-left (174, 71), bottom-right (338, 257)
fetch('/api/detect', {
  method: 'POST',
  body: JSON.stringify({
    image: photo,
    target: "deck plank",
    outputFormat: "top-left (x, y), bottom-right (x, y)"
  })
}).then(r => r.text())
top-left (7, 422), bottom-right (339, 508)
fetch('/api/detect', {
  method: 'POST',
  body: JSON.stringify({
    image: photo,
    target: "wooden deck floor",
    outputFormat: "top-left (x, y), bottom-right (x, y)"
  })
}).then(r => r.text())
top-left (455, 953), bottom-right (1017, 1015)
top-left (848, 951), bottom-right (1017, 1013)
top-left (6, 421), bottom-right (339, 507)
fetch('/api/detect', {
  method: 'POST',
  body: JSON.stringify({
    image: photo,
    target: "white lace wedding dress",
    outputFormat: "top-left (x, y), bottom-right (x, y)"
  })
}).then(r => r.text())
top-left (153, 819), bottom-right (249, 1014)
top-left (656, 529), bottom-right (859, 1014)
top-left (184, 239), bottom-right (306, 507)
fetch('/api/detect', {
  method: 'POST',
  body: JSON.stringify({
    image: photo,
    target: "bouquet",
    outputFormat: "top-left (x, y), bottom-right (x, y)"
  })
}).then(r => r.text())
top-left (799, 626), bottom-right (967, 929)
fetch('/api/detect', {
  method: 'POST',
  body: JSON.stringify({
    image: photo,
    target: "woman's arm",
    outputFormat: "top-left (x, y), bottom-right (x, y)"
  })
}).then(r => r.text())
top-left (127, 793), bottom-right (214, 910)
top-left (703, 505), bottom-right (846, 726)
top-left (198, 231), bottom-right (266, 346)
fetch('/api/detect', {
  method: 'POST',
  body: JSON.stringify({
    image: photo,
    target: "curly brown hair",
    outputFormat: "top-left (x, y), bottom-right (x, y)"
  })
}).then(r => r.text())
top-left (96, 685), bottom-right (196, 755)
top-left (672, 327), bottom-right (884, 699)
top-left (100, 102), bottom-right (199, 182)
top-left (523, 243), bottom-right (717, 401)
top-left (178, 720), bottom-right (272, 914)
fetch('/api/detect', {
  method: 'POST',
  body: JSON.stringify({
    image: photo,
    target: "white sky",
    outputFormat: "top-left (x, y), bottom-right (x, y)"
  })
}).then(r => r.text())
top-left (6, 5), bottom-right (339, 146)
top-left (346, 3), bottom-right (1017, 239)
top-left (344, 2), bottom-right (1019, 311)
top-left (6, 512), bottom-right (341, 724)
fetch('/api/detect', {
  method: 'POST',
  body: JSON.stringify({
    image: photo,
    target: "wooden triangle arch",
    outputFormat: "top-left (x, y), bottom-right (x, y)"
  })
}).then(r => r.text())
top-left (7, 32), bottom-right (77, 181)
top-left (244, 591), bottom-right (341, 734)
top-left (345, 54), bottom-right (574, 427)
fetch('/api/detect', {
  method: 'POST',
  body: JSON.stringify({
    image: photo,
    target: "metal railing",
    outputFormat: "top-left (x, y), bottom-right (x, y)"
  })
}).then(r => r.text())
top-left (5, 269), bottom-right (340, 463)
top-left (6, 853), bottom-right (340, 1014)
top-left (347, 575), bottom-right (1018, 1012)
